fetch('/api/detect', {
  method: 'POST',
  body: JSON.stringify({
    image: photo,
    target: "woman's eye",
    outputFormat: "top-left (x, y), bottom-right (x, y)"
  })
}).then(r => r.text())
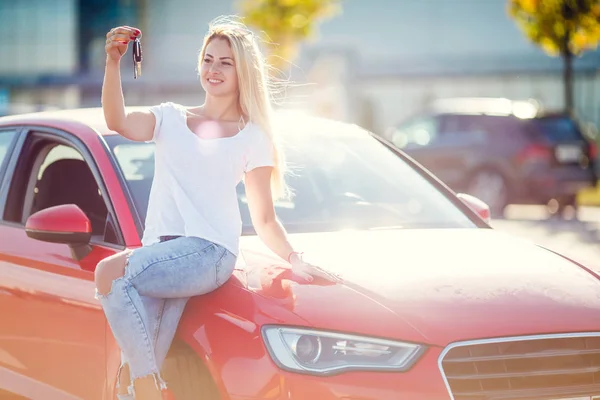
top-left (203, 58), bottom-right (211, 63)
top-left (222, 62), bottom-right (232, 66)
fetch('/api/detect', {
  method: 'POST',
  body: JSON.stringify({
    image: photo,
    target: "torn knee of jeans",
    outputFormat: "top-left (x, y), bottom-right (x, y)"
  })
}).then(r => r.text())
top-left (94, 275), bottom-right (126, 299)
top-left (116, 363), bottom-right (131, 392)
top-left (95, 251), bottom-right (133, 299)
top-left (129, 371), bottom-right (168, 395)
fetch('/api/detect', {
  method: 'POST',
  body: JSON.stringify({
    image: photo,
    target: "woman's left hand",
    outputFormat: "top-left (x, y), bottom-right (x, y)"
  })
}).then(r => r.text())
top-left (289, 253), bottom-right (341, 283)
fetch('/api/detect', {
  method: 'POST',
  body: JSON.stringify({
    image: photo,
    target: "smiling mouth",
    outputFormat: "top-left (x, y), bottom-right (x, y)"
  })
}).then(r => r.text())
top-left (207, 78), bottom-right (223, 84)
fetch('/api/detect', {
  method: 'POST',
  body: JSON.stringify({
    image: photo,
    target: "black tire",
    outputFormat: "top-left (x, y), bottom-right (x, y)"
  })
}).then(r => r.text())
top-left (161, 341), bottom-right (221, 400)
top-left (547, 194), bottom-right (578, 219)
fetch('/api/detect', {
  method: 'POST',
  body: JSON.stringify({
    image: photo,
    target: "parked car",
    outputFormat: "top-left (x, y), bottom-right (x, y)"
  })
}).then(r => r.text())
top-left (383, 98), bottom-right (598, 215)
top-left (2, 108), bottom-right (600, 400)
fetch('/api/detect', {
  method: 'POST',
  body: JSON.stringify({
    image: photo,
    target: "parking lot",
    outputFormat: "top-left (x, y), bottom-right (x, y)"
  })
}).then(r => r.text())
top-left (493, 205), bottom-right (600, 272)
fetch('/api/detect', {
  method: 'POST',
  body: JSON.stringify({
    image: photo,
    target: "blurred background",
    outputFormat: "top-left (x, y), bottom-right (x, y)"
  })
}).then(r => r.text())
top-left (0, 0), bottom-right (599, 263)
top-left (1, 0), bottom-right (599, 129)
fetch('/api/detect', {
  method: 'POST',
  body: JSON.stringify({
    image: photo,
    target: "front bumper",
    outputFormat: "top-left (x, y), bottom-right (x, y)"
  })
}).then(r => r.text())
top-left (520, 167), bottom-right (596, 202)
top-left (223, 346), bottom-right (452, 400)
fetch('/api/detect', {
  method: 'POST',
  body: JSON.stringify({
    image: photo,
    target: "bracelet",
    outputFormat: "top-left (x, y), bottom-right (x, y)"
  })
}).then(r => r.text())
top-left (287, 251), bottom-right (303, 263)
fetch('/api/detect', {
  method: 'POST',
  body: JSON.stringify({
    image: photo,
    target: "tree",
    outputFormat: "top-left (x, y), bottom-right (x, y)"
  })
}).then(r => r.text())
top-left (508, 0), bottom-right (600, 114)
top-left (237, 0), bottom-right (341, 70)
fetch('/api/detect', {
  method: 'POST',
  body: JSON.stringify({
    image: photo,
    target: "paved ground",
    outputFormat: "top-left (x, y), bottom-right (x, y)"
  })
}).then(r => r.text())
top-left (492, 206), bottom-right (600, 272)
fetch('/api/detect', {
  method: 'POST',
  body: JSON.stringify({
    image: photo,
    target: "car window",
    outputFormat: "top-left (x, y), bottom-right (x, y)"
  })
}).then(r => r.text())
top-left (111, 142), bottom-right (155, 216)
top-left (3, 137), bottom-right (116, 243)
top-left (530, 116), bottom-right (585, 142)
top-left (438, 114), bottom-right (527, 144)
top-left (106, 122), bottom-right (478, 235)
top-left (0, 129), bottom-right (17, 170)
top-left (390, 116), bottom-right (439, 149)
top-left (439, 115), bottom-right (488, 141)
top-left (37, 145), bottom-right (83, 178)
top-left (28, 144), bottom-right (109, 238)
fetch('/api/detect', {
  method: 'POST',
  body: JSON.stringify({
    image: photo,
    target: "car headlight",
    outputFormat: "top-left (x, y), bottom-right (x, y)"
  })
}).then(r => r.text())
top-left (261, 325), bottom-right (425, 375)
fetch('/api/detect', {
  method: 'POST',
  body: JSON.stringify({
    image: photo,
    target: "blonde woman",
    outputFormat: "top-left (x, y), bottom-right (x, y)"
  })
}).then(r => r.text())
top-left (95, 16), bottom-right (332, 400)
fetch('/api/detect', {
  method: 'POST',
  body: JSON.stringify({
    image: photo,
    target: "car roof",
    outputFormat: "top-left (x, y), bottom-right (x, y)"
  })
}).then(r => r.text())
top-left (0, 106), bottom-right (369, 140)
top-left (0, 107), bottom-right (149, 137)
top-left (429, 97), bottom-right (541, 119)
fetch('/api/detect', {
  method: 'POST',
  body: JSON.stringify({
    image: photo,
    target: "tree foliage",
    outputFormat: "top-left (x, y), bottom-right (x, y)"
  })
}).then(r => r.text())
top-left (508, 0), bottom-right (600, 112)
top-left (508, 0), bottom-right (600, 56)
top-left (237, 0), bottom-right (341, 69)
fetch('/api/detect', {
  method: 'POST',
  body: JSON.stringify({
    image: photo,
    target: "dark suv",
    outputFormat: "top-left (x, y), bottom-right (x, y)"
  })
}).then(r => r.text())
top-left (382, 98), bottom-right (598, 215)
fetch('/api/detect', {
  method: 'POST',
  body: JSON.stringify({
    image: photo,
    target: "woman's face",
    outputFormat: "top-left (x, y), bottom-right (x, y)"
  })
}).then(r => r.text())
top-left (200, 38), bottom-right (239, 98)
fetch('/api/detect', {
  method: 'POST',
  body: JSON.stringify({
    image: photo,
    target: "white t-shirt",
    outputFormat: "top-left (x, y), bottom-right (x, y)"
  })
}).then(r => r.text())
top-left (141, 102), bottom-right (275, 255)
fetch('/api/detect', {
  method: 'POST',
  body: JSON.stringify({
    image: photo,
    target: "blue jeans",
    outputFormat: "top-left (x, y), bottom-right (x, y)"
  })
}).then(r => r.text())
top-left (95, 235), bottom-right (236, 399)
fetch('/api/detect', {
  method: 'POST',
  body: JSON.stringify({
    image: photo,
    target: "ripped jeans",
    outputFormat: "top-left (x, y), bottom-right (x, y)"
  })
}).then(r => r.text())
top-left (95, 235), bottom-right (237, 399)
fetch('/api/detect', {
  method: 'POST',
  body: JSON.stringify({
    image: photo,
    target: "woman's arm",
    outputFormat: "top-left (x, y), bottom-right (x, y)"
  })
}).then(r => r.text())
top-left (244, 167), bottom-right (339, 282)
top-left (102, 26), bottom-right (156, 142)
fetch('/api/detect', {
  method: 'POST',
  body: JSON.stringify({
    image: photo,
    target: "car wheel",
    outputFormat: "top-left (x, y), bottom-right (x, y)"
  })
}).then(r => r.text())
top-left (547, 194), bottom-right (578, 219)
top-left (466, 169), bottom-right (509, 216)
top-left (161, 340), bottom-right (221, 400)
top-left (558, 194), bottom-right (577, 210)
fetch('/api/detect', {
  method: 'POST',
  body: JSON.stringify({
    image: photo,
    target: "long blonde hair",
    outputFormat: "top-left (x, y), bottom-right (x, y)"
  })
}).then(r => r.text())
top-left (198, 16), bottom-right (288, 200)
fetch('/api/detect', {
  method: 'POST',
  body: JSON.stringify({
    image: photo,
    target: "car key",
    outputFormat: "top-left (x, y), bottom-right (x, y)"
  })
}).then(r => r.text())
top-left (133, 37), bottom-right (142, 79)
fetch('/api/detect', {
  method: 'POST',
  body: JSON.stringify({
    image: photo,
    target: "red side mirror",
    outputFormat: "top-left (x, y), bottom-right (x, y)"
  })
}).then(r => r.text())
top-left (457, 193), bottom-right (491, 224)
top-left (26, 204), bottom-right (92, 245)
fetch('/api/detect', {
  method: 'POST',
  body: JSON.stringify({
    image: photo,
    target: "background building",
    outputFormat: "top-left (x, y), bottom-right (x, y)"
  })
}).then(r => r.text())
top-left (1, 0), bottom-right (599, 134)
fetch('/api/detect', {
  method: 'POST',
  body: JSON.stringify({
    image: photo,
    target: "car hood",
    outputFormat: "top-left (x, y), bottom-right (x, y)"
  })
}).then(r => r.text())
top-left (238, 228), bottom-right (600, 346)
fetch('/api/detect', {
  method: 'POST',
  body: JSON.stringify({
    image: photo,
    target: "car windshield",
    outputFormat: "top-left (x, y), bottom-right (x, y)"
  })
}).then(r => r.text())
top-left (104, 116), bottom-right (477, 234)
top-left (530, 116), bottom-right (584, 142)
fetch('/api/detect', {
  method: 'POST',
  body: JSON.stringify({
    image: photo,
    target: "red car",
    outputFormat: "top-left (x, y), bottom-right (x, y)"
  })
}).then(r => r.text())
top-left (1, 108), bottom-right (599, 400)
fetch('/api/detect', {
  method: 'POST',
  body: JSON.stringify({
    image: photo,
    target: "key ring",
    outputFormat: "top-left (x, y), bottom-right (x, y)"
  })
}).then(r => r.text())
top-left (133, 37), bottom-right (142, 79)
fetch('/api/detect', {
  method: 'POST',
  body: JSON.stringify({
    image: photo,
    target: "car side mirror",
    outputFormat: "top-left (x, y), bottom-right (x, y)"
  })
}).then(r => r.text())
top-left (25, 204), bottom-right (93, 260)
top-left (457, 193), bottom-right (491, 224)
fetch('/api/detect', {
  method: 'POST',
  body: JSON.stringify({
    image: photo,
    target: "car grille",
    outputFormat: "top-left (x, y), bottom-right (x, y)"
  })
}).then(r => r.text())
top-left (440, 334), bottom-right (600, 400)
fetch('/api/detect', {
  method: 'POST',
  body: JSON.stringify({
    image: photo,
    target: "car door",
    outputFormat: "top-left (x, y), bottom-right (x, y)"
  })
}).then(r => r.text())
top-left (0, 128), bottom-right (126, 399)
